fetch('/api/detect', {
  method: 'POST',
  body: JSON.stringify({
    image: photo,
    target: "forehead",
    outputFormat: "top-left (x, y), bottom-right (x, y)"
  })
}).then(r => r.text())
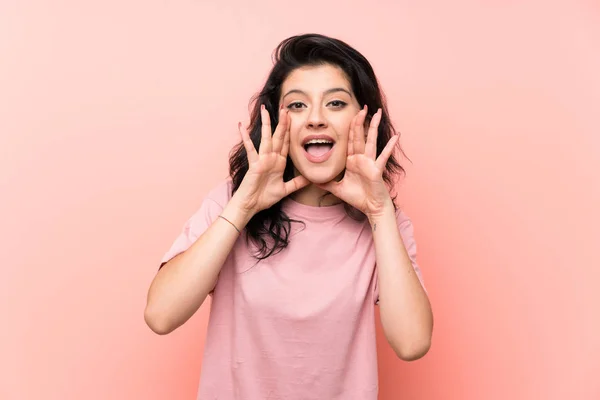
top-left (281, 64), bottom-right (351, 93)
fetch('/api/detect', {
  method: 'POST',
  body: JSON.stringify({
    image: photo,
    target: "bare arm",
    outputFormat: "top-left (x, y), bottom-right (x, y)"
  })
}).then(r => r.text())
top-left (144, 197), bottom-right (251, 335)
top-left (370, 202), bottom-right (433, 361)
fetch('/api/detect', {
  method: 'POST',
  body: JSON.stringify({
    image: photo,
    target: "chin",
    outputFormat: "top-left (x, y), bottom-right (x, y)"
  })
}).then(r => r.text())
top-left (304, 173), bottom-right (337, 185)
top-left (293, 162), bottom-right (345, 185)
top-left (290, 145), bottom-right (346, 184)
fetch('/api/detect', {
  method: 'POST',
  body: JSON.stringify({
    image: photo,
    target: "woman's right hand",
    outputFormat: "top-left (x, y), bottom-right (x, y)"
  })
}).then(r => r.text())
top-left (232, 105), bottom-right (309, 217)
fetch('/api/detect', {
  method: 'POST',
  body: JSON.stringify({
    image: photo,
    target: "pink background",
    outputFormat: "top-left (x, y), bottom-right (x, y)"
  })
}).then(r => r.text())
top-left (2, 1), bottom-right (599, 399)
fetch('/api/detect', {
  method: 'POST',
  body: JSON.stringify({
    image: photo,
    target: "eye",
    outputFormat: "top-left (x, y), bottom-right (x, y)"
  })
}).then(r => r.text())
top-left (287, 101), bottom-right (306, 110)
top-left (328, 100), bottom-right (347, 108)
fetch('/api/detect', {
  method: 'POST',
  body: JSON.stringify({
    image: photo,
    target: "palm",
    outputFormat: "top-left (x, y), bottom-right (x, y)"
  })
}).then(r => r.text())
top-left (337, 154), bottom-right (391, 214)
top-left (236, 106), bottom-right (309, 214)
top-left (318, 107), bottom-right (399, 217)
top-left (242, 152), bottom-right (289, 209)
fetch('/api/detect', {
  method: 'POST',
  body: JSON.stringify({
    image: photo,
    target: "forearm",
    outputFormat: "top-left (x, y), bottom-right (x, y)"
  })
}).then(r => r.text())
top-left (369, 202), bottom-right (433, 360)
top-left (144, 196), bottom-right (252, 335)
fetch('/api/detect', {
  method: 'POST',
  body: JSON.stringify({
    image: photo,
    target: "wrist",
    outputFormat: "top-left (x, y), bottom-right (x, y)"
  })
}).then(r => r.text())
top-left (222, 196), bottom-right (255, 231)
top-left (366, 198), bottom-right (395, 227)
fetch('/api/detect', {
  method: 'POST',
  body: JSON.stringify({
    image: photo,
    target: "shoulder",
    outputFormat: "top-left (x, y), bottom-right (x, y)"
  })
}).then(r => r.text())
top-left (181, 179), bottom-right (232, 236)
top-left (186, 179), bottom-right (232, 223)
top-left (393, 207), bottom-right (417, 244)
top-left (203, 178), bottom-right (233, 208)
top-left (394, 207), bottom-right (412, 227)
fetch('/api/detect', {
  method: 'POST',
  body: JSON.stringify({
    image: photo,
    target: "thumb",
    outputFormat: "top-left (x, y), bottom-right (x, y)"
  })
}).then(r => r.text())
top-left (316, 180), bottom-right (340, 196)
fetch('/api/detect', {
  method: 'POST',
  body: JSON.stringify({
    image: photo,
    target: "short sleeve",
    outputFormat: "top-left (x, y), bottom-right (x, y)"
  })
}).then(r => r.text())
top-left (373, 210), bottom-right (426, 304)
top-left (159, 180), bottom-right (231, 268)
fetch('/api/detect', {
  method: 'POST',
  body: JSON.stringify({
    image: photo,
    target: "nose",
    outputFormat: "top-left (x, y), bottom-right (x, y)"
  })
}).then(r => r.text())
top-left (306, 106), bottom-right (328, 129)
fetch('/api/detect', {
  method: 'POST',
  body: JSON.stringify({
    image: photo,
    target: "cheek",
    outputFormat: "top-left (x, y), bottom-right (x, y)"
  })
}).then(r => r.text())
top-left (289, 116), bottom-right (301, 134)
top-left (334, 120), bottom-right (353, 144)
top-left (288, 116), bottom-right (304, 146)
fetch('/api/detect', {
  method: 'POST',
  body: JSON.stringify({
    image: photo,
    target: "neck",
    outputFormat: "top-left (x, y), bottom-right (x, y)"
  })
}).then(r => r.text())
top-left (289, 184), bottom-right (341, 207)
top-left (289, 168), bottom-right (345, 207)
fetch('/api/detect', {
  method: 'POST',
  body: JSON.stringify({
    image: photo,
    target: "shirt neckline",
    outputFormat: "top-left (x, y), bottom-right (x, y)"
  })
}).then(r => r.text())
top-left (281, 196), bottom-right (348, 220)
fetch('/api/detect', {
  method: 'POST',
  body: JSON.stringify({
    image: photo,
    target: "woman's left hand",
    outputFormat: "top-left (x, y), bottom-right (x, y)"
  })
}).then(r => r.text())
top-left (317, 106), bottom-right (399, 221)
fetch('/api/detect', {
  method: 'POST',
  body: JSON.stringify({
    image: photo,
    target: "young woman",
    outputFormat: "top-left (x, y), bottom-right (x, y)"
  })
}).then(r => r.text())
top-left (145, 33), bottom-right (433, 399)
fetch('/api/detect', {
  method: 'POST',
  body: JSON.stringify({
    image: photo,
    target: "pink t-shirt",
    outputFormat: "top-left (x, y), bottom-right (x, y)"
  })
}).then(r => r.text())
top-left (161, 180), bottom-right (424, 400)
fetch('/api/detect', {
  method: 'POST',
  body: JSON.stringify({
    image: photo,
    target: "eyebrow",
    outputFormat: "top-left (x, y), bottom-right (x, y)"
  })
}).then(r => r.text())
top-left (282, 87), bottom-right (353, 100)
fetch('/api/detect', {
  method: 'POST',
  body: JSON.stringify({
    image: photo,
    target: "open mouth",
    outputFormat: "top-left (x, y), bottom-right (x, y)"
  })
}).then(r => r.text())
top-left (304, 139), bottom-right (334, 158)
top-left (301, 135), bottom-right (336, 163)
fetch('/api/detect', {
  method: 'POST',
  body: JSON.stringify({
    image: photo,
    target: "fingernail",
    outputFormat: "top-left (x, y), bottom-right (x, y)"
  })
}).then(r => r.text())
top-left (261, 104), bottom-right (265, 111)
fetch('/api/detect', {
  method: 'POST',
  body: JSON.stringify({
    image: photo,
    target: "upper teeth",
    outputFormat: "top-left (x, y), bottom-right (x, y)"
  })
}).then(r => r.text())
top-left (305, 139), bottom-right (333, 145)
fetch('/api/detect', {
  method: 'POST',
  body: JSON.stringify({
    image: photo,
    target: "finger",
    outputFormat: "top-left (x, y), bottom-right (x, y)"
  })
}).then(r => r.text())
top-left (239, 122), bottom-right (258, 163)
top-left (259, 104), bottom-right (273, 155)
top-left (353, 105), bottom-right (367, 154)
top-left (365, 108), bottom-right (382, 160)
top-left (375, 135), bottom-right (399, 170)
top-left (281, 118), bottom-right (291, 158)
top-left (317, 180), bottom-right (342, 198)
top-left (272, 108), bottom-right (289, 154)
top-left (347, 113), bottom-right (356, 156)
top-left (284, 175), bottom-right (310, 196)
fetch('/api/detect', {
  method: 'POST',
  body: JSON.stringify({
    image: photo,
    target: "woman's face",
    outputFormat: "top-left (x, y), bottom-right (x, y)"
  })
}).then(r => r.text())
top-left (279, 64), bottom-right (361, 184)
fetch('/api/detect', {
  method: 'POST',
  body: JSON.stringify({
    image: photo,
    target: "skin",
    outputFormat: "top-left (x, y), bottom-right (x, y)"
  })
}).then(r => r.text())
top-left (145, 63), bottom-right (433, 361)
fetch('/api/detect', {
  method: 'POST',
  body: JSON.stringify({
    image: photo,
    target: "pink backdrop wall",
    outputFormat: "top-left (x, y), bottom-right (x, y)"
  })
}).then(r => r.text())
top-left (2, 1), bottom-right (599, 399)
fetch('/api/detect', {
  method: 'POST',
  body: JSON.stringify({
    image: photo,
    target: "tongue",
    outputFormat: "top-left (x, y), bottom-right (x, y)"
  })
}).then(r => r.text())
top-left (306, 144), bottom-right (332, 157)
